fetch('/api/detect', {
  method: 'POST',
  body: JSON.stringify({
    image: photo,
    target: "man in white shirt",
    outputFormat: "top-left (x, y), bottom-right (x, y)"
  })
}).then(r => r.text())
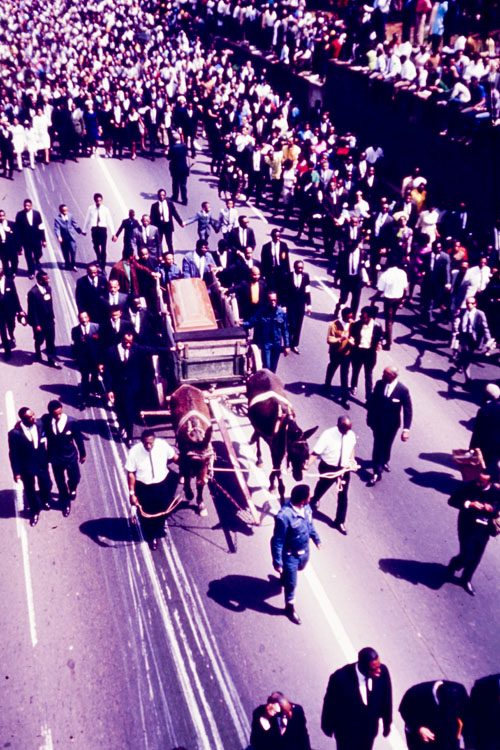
top-left (83, 192), bottom-right (115, 271)
top-left (375, 261), bottom-right (408, 349)
top-left (310, 416), bottom-right (357, 535)
top-left (126, 429), bottom-right (179, 550)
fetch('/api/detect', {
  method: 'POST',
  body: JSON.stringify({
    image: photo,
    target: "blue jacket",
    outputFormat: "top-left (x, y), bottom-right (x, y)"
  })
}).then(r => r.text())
top-left (54, 213), bottom-right (83, 243)
top-left (246, 305), bottom-right (290, 348)
top-left (182, 251), bottom-right (217, 280)
top-left (271, 501), bottom-right (320, 567)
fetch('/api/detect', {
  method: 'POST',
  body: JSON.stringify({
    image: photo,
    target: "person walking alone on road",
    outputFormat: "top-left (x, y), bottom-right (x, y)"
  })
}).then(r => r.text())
top-left (270, 483), bottom-right (321, 625)
top-left (41, 400), bottom-right (86, 517)
top-left (310, 416), bottom-right (357, 535)
top-left (366, 366), bottom-right (412, 486)
top-left (321, 646), bottom-right (393, 750)
top-left (8, 406), bottom-right (52, 527)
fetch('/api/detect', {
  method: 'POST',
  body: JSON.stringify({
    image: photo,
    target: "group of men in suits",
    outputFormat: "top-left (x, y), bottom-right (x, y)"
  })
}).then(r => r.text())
top-left (8, 401), bottom-right (86, 526)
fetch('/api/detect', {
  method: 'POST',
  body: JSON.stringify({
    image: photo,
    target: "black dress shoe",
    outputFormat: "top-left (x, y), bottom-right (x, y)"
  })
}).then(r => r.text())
top-left (383, 463), bottom-right (391, 472)
top-left (41, 502), bottom-right (51, 511)
top-left (462, 580), bottom-right (475, 596)
top-left (291, 346), bottom-right (300, 354)
top-left (48, 360), bottom-right (62, 370)
top-left (30, 514), bottom-right (39, 527)
top-left (340, 400), bottom-right (350, 410)
top-left (334, 522), bottom-right (348, 536)
top-left (285, 604), bottom-right (301, 625)
top-left (367, 474), bottom-right (381, 487)
top-left (62, 505), bottom-right (71, 518)
top-left (149, 538), bottom-right (158, 551)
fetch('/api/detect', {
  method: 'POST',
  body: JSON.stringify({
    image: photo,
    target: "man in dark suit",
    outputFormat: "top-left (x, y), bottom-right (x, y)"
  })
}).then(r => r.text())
top-left (399, 680), bottom-right (470, 750)
top-left (75, 262), bottom-right (108, 321)
top-left (350, 306), bottom-right (384, 401)
top-left (250, 691), bottom-right (311, 749)
top-left (321, 646), bottom-right (392, 750)
top-left (100, 278), bottom-right (129, 321)
top-left (100, 307), bottom-right (132, 350)
top-left (228, 215), bottom-right (257, 254)
top-left (420, 242), bottom-right (451, 324)
top-left (470, 384), bottom-right (500, 479)
top-left (8, 406), bottom-right (52, 526)
top-left (229, 246), bottom-right (261, 285)
top-left (469, 673), bottom-right (500, 750)
top-left (15, 198), bottom-right (46, 278)
top-left (234, 266), bottom-right (267, 322)
top-left (0, 208), bottom-right (20, 276)
top-left (144, 102), bottom-right (162, 159)
top-left (370, 202), bottom-right (394, 283)
top-left (131, 214), bottom-right (161, 260)
top-left (168, 132), bottom-right (190, 205)
top-left (149, 188), bottom-right (184, 254)
top-left (281, 260), bottom-right (311, 353)
top-left (260, 228), bottom-right (290, 291)
top-left (335, 233), bottom-right (368, 317)
top-left (0, 261), bottom-right (25, 360)
top-left (71, 311), bottom-right (101, 408)
top-left (27, 270), bottom-right (62, 368)
top-left (112, 209), bottom-right (140, 259)
top-left (182, 239), bottom-right (217, 283)
top-left (41, 400), bottom-right (86, 517)
top-left (127, 297), bottom-right (159, 344)
top-left (53, 203), bottom-right (85, 271)
top-left (447, 472), bottom-right (499, 595)
top-left (106, 331), bottom-right (152, 445)
top-left (366, 366), bottom-right (412, 486)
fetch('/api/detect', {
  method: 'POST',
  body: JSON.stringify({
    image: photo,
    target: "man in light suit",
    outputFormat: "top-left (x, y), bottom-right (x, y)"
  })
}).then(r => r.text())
top-left (321, 646), bottom-right (392, 750)
top-left (449, 296), bottom-right (492, 383)
top-left (53, 203), bottom-right (85, 271)
top-left (149, 188), bottom-right (184, 254)
top-left (182, 239), bottom-right (217, 284)
top-left (366, 366), bottom-right (412, 486)
top-left (15, 198), bottom-right (46, 278)
top-left (131, 215), bottom-right (161, 260)
top-left (8, 406), bottom-right (52, 526)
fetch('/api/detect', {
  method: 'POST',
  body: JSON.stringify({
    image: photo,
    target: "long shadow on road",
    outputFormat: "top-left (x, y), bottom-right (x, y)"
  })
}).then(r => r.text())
top-left (207, 573), bottom-right (283, 616)
top-left (379, 558), bottom-right (449, 590)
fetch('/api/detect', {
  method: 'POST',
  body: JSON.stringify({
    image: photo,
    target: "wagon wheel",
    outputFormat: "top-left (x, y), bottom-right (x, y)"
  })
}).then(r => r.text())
top-left (246, 344), bottom-right (262, 376)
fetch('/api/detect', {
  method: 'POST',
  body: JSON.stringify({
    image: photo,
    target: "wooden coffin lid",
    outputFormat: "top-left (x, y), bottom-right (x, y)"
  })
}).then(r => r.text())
top-left (169, 278), bottom-right (218, 332)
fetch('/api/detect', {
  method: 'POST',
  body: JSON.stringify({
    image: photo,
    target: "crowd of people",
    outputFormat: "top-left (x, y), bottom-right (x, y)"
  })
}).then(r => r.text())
top-left (0, 0), bottom-right (499, 747)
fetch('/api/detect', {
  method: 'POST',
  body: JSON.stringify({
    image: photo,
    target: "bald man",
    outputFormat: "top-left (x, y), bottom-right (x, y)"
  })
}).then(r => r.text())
top-left (366, 367), bottom-right (412, 486)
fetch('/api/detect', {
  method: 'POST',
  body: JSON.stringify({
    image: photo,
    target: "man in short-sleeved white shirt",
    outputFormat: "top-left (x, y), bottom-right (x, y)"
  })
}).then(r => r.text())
top-left (376, 262), bottom-right (408, 350)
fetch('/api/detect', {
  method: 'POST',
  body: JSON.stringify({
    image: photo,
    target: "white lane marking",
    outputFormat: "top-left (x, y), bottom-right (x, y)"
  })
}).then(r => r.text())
top-left (221, 404), bottom-right (407, 750)
top-left (245, 200), bottom-right (268, 224)
top-left (312, 275), bottom-right (338, 305)
top-left (39, 724), bottom-right (54, 750)
top-left (5, 391), bottom-right (38, 648)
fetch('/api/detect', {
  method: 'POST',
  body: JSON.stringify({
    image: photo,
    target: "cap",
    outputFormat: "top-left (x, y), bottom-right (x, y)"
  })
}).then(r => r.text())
top-left (485, 383), bottom-right (500, 400)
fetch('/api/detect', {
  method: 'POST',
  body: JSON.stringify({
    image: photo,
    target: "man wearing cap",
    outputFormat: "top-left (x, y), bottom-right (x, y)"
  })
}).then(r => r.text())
top-left (271, 483), bottom-right (321, 625)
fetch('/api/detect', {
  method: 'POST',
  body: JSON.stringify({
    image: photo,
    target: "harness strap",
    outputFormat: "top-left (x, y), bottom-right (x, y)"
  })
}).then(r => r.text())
top-left (176, 408), bottom-right (212, 433)
top-left (248, 390), bottom-right (293, 412)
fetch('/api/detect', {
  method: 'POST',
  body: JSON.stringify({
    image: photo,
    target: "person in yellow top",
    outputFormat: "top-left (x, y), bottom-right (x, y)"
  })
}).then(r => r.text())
top-left (324, 307), bottom-right (354, 409)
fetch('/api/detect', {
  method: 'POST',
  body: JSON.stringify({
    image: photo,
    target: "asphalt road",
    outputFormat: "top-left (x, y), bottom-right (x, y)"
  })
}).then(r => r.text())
top-left (0, 150), bottom-right (498, 750)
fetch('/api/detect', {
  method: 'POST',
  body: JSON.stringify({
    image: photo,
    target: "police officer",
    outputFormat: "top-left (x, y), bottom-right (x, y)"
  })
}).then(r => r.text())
top-left (271, 483), bottom-right (321, 625)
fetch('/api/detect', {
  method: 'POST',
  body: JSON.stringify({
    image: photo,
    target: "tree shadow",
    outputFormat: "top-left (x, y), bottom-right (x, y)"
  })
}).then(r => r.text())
top-left (379, 558), bottom-right (448, 590)
top-left (405, 466), bottom-right (460, 494)
top-left (207, 573), bottom-right (284, 616)
top-left (79, 517), bottom-right (140, 548)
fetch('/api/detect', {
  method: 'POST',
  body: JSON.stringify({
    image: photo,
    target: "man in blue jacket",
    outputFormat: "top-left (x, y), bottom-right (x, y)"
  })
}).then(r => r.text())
top-left (53, 203), bottom-right (85, 271)
top-left (271, 483), bottom-right (321, 625)
top-left (246, 291), bottom-right (290, 373)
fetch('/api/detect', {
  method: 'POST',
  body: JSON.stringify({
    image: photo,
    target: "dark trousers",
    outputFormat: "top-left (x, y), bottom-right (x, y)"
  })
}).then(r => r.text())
top-left (61, 238), bottom-right (77, 269)
top-left (157, 222), bottom-right (174, 254)
top-left (33, 322), bottom-right (56, 360)
top-left (24, 242), bottom-right (43, 276)
top-left (261, 344), bottom-right (281, 373)
top-left (91, 227), bottom-right (108, 270)
top-left (312, 460), bottom-right (351, 524)
top-left (0, 246), bottom-right (18, 275)
top-left (288, 310), bottom-right (305, 348)
top-left (449, 518), bottom-right (490, 583)
top-left (171, 175), bottom-right (188, 205)
top-left (339, 276), bottom-right (362, 316)
top-left (78, 366), bottom-right (95, 401)
top-left (283, 549), bottom-right (309, 604)
top-left (248, 171), bottom-right (265, 205)
top-left (383, 297), bottom-right (402, 348)
top-left (0, 313), bottom-right (15, 353)
top-left (20, 470), bottom-right (52, 515)
top-left (325, 350), bottom-right (350, 401)
top-left (371, 426), bottom-right (398, 475)
top-left (52, 460), bottom-right (81, 502)
top-left (351, 348), bottom-right (375, 398)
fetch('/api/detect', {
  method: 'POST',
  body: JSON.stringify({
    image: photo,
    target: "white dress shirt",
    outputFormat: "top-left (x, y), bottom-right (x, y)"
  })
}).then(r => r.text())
top-left (21, 423), bottom-right (39, 449)
top-left (377, 267), bottom-right (408, 299)
top-left (84, 204), bottom-right (115, 233)
top-left (125, 439), bottom-right (175, 484)
top-left (313, 426), bottom-right (356, 467)
top-left (356, 664), bottom-right (372, 706)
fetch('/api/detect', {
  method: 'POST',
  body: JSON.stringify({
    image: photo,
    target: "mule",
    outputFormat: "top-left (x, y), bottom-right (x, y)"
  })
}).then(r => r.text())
top-left (170, 384), bottom-right (213, 517)
top-left (246, 369), bottom-right (317, 501)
